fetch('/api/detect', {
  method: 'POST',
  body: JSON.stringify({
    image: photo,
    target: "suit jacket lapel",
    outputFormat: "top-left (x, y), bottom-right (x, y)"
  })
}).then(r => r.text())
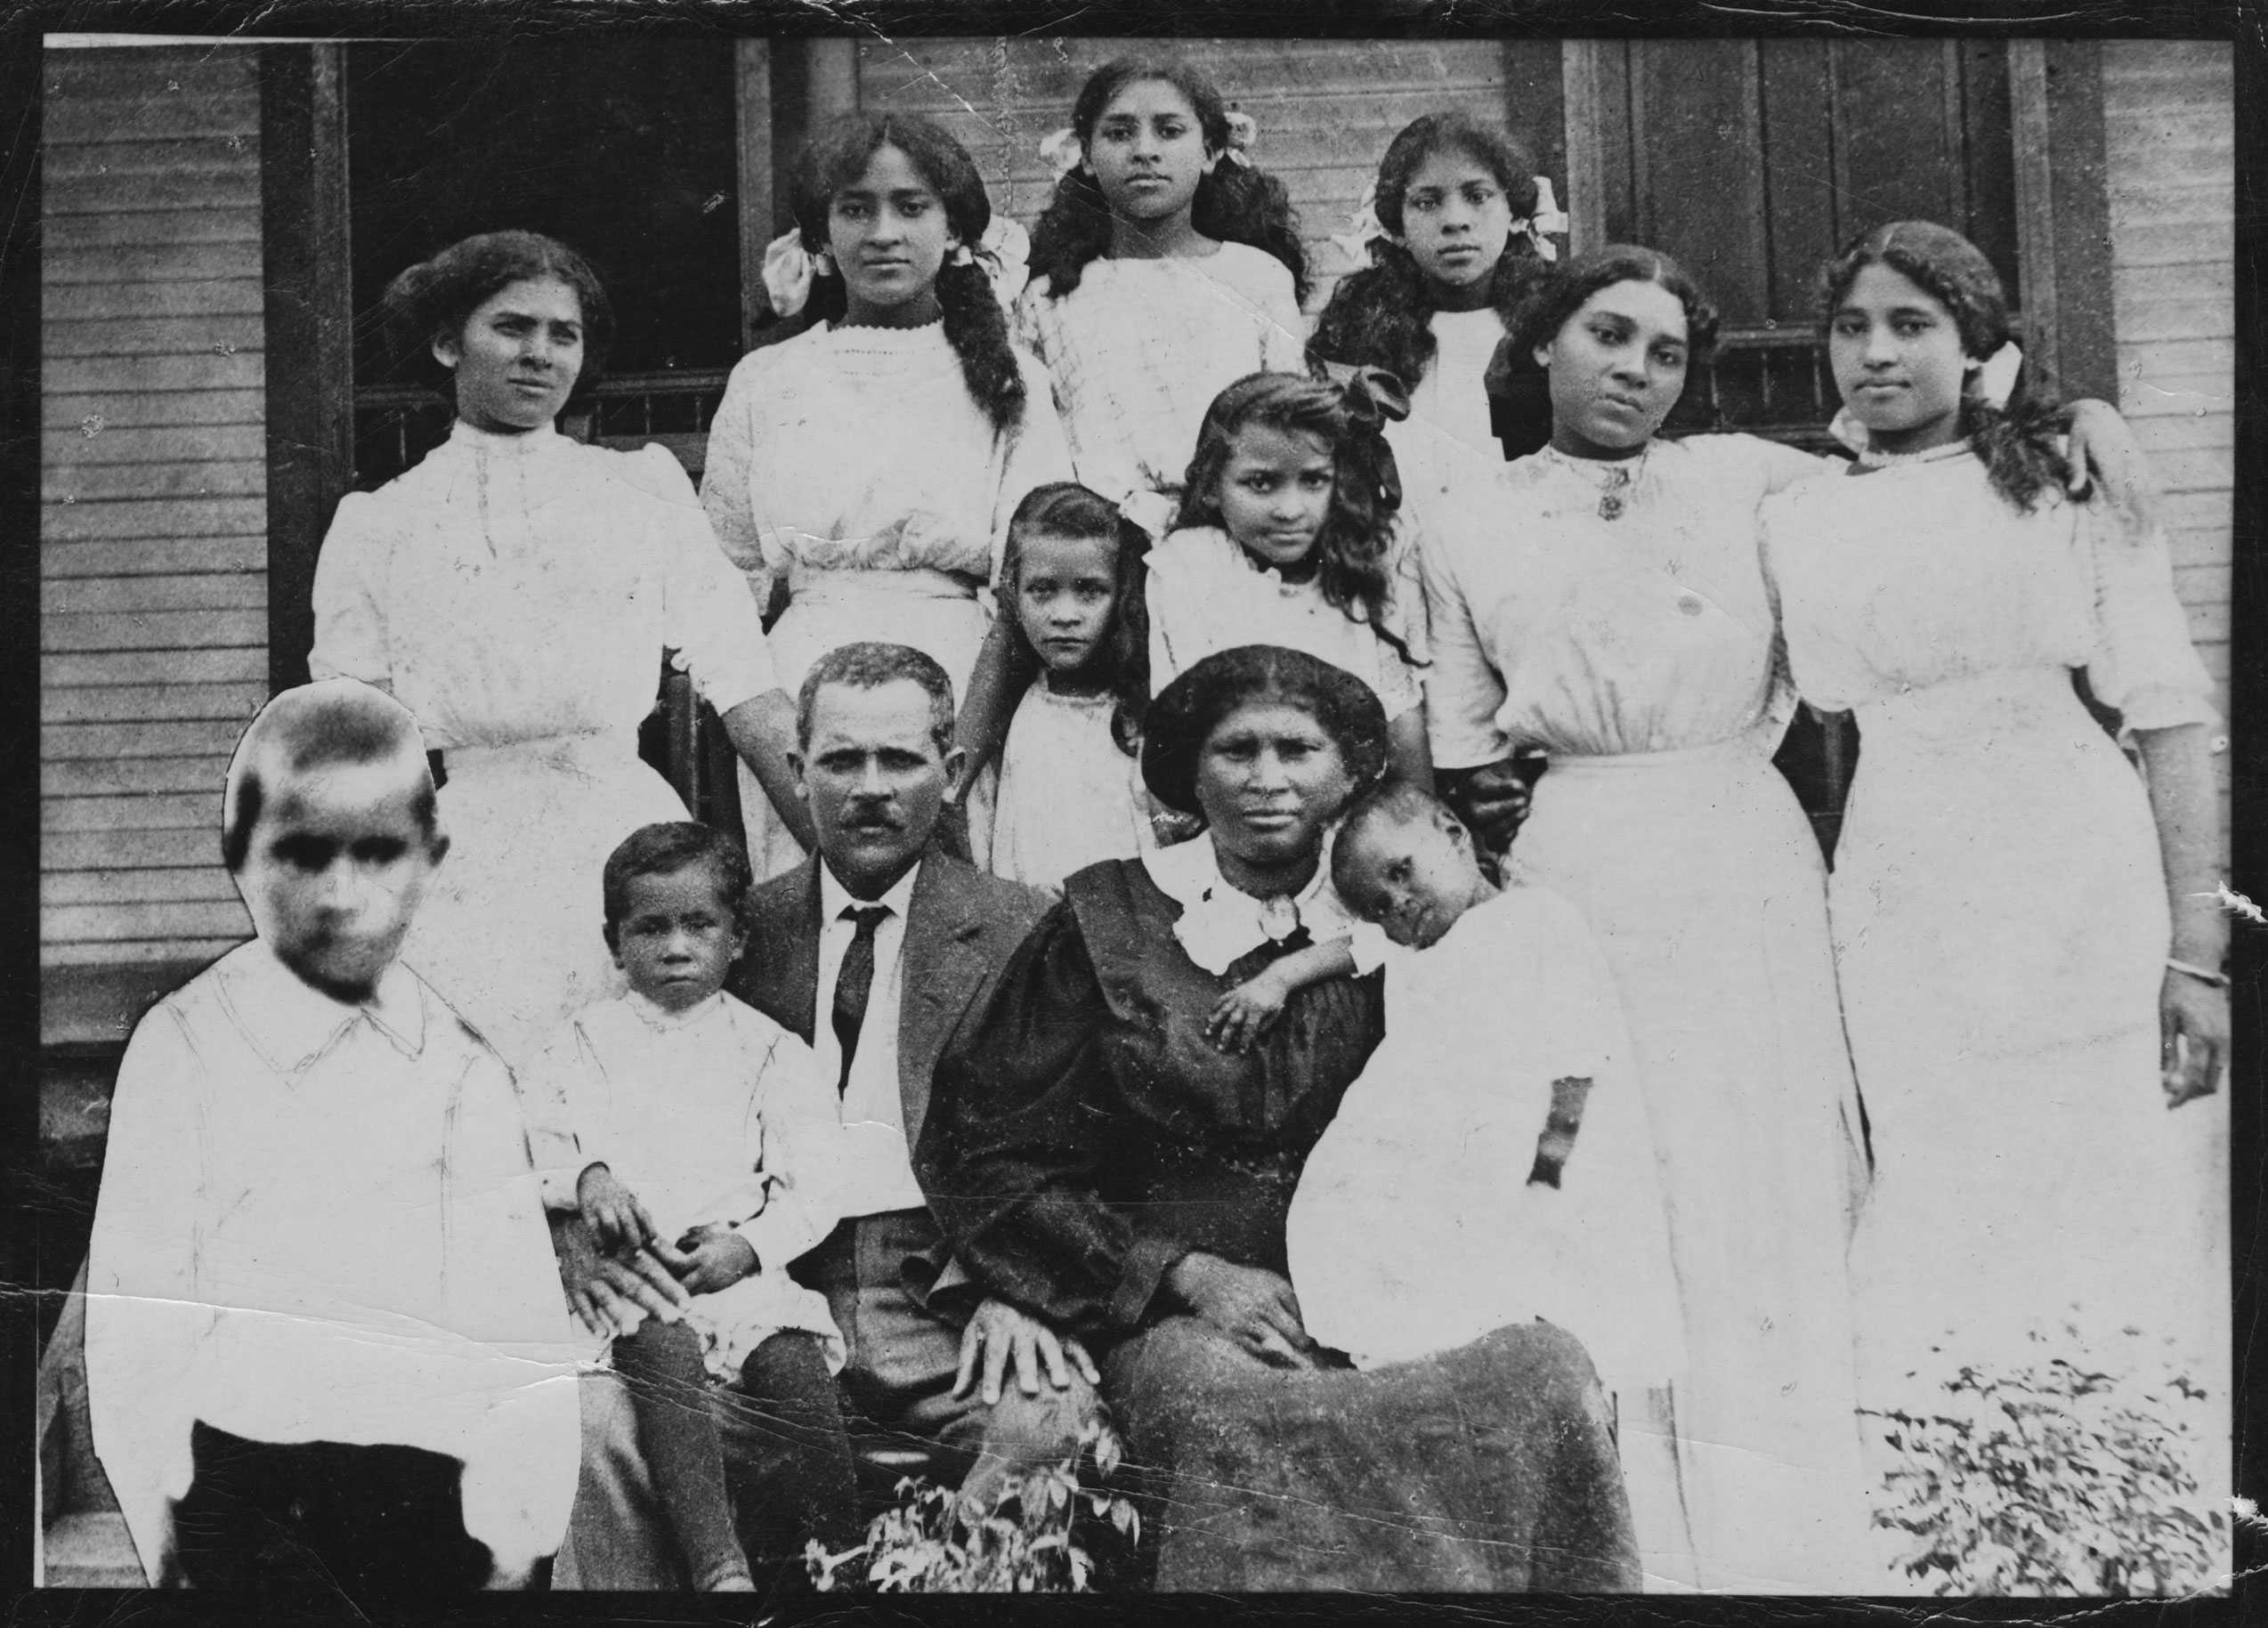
top-left (898, 860), bottom-right (990, 1152)
top-left (744, 860), bottom-right (823, 1046)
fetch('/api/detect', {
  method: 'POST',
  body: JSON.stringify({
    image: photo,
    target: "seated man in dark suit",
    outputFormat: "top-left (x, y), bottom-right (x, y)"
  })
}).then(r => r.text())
top-left (552, 642), bottom-right (1098, 1588)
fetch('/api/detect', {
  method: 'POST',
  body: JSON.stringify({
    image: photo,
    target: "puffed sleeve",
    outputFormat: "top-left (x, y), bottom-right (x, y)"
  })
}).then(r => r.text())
top-left (515, 1016), bottom-right (597, 1214)
top-left (1145, 536), bottom-right (1202, 698)
top-left (700, 352), bottom-right (772, 592)
top-left (85, 1003), bottom-right (213, 1585)
top-left (1368, 514), bottom-right (1430, 719)
top-left (1417, 485), bottom-right (1514, 768)
top-left (624, 441), bottom-right (782, 716)
top-left (1740, 432), bottom-right (1839, 498)
top-left (735, 1024), bottom-right (844, 1273)
top-left (1011, 279), bottom-right (1055, 370)
top-left (308, 491), bottom-right (393, 688)
top-left (988, 350), bottom-right (1079, 583)
top-left (2081, 498), bottom-right (2219, 733)
top-left (918, 902), bottom-right (1186, 1342)
top-left (1255, 257), bottom-right (1308, 375)
top-left (1509, 888), bottom-right (1625, 1085)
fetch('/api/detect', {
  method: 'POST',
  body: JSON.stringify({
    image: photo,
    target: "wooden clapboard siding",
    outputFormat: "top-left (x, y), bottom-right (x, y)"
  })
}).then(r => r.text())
top-left (40, 45), bottom-right (264, 1041)
top-left (2102, 41), bottom-right (2233, 852)
top-left (855, 38), bottom-right (1559, 312)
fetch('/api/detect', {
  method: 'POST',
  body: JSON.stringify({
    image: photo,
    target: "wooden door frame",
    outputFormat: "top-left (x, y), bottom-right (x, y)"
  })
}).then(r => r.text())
top-left (260, 44), bottom-right (354, 697)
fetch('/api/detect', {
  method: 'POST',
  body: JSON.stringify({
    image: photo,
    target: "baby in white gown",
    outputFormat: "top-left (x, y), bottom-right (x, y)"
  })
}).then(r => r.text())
top-left (1287, 782), bottom-right (1684, 1400)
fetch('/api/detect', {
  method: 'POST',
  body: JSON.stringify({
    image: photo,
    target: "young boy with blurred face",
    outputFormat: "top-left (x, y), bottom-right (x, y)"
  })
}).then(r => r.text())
top-left (84, 679), bottom-right (579, 1595)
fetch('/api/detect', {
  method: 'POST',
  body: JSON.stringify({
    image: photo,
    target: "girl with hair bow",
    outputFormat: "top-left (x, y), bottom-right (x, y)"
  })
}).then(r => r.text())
top-left (701, 110), bottom-right (1073, 879)
top-left (1013, 59), bottom-right (1308, 544)
top-left (1147, 368), bottom-right (1432, 792)
top-left (1309, 112), bottom-right (1568, 507)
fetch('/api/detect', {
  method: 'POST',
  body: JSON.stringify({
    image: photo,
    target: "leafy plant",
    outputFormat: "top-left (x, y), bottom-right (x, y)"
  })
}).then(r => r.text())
top-left (1863, 1325), bottom-right (2225, 1596)
top-left (806, 1414), bottom-right (1140, 1593)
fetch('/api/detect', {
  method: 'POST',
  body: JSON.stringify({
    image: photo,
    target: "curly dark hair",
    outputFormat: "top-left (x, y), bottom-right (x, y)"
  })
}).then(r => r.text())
top-left (600, 821), bottom-right (754, 948)
top-left (1307, 114), bottom-right (1550, 391)
top-left (1000, 482), bottom-right (1154, 757)
top-left (1172, 371), bottom-right (1421, 670)
top-left (1820, 219), bottom-right (2073, 513)
top-left (1026, 59), bottom-right (1308, 304)
top-left (382, 230), bottom-right (614, 402)
top-left (1507, 244), bottom-right (1721, 436)
top-left (1141, 644), bottom-right (1390, 819)
top-left (761, 112), bottom-right (1025, 435)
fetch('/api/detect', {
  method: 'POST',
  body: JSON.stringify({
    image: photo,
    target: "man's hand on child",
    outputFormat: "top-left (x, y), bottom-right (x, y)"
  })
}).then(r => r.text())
top-left (575, 1163), bottom-right (655, 1253)
top-left (656, 1225), bottom-right (759, 1295)
top-left (551, 1211), bottom-right (691, 1338)
top-left (1208, 972), bottom-right (1289, 1053)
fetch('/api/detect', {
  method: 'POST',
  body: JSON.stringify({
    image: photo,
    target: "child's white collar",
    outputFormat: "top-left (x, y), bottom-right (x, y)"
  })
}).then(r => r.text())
top-left (623, 987), bottom-right (727, 1032)
top-left (223, 940), bottom-right (427, 1073)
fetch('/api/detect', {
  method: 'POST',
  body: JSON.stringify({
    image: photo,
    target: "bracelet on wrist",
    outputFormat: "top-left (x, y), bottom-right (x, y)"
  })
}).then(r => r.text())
top-left (2167, 957), bottom-right (2230, 989)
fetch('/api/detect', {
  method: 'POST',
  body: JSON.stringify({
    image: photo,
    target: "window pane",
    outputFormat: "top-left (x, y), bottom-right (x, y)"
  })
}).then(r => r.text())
top-left (345, 39), bottom-right (740, 389)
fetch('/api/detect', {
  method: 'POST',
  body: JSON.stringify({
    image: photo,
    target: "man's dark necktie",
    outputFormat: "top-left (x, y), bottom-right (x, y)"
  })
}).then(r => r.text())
top-left (831, 904), bottom-right (891, 1097)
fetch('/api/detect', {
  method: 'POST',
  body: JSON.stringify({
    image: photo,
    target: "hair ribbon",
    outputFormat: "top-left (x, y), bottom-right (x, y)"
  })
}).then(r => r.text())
top-left (1319, 360), bottom-right (1411, 510)
top-left (1221, 109), bottom-right (1258, 168)
top-left (1039, 126), bottom-right (1082, 181)
top-left (1513, 176), bottom-right (1568, 263)
top-left (1332, 174), bottom-right (1570, 269)
top-left (949, 215), bottom-right (1033, 311)
top-left (763, 217), bottom-right (1029, 320)
top-left (1827, 339), bottom-right (2024, 455)
top-left (761, 229), bottom-right (820, 319)
top-left (1330, 179), bottom-right (1388, 267)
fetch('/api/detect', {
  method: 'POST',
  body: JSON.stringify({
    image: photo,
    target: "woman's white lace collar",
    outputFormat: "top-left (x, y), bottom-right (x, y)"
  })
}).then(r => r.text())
top-left (1144, 838), bottom-right (1328, 976)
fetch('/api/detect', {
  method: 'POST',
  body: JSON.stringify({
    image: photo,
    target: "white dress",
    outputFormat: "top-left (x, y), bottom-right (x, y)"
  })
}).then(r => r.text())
top-left (1422, 434), bottom-right (1869, 1593)
top-left (522, 990), bottom-right (847, 1381)
top-left (1387, 306), bottom-right (1511, 529)
top-left (1762, 447), bottom-right (2227, 1583)
top-left (702, 320), bottom-right (1074, 878)
top-left (310, 421), bottom-right (777, 1073)
top-left (1014, 244), bottom-right (1306, 534)
top-left (1287, 884), bottom-right (1684, 1400)
top-left (1147, 522), bottom-right (1429, 720)
top-left (985, 677), bottom-right (1156, 893)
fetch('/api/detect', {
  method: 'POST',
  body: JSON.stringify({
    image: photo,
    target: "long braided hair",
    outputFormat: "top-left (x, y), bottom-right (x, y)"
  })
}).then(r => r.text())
top-left (760, 112), bottom-right (1025, 435)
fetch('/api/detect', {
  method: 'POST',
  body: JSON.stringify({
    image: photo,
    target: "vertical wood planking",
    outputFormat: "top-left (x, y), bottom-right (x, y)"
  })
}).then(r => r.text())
top-left (734, 38), bottom-right (774, 345)
top-left (2041, 41), bottom-right (2118, 404)
top-left (259, 44), bottom-right (352, 695)
top-left (1759, 40), bottom-right (1835, 320)
top-left (1559, 42), bottom-right (1609, 258)
top-left (2008, 40), bottom-right (2063, 387)
top-left (1631, 39), bottom-right (1767, 323)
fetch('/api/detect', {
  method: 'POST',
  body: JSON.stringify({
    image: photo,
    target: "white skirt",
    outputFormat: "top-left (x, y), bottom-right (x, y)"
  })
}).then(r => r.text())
top-left (1509, 728), bottom-right (1871, 1593)
top-left (1835, 668), bottom-right (2228, 1588)
top-left (404, 730), bottom-right (688, 1076)
top-left (737, 566), bottom-right (996, 880)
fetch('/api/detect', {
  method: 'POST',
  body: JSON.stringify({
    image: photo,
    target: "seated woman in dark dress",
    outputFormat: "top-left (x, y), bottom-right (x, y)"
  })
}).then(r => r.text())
top-left (919, 644), bottom-right (1640, 1592)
